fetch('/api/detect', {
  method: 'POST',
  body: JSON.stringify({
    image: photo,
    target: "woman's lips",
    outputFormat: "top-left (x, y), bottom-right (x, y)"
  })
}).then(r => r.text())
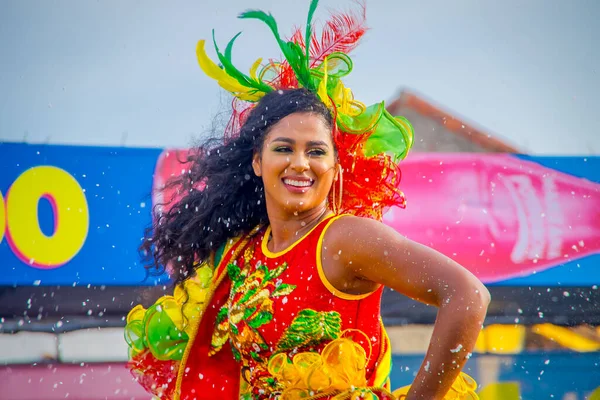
top-left (282, 178), bottom-right (314, 193)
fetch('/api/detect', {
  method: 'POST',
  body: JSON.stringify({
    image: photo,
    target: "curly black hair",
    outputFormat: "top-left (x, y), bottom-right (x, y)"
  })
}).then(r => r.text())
top-left (141, 88), bottom-right (334, 284)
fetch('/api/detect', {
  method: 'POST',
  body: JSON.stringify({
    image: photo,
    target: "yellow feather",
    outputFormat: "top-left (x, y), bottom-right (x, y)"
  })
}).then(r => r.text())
top-left (196, 40), bottom-right (263, 102)
top-left (250, 58), bottom-right (263, 80)
top-left (317, 58), bottom-right (331, 107)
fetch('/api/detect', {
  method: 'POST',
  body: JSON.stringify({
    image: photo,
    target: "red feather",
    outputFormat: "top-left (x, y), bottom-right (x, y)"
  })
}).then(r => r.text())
top-left (289, 27), bottom-right (305, 49)
top-left (288, 1), bottom-right (368, 66)
top-left (309, 1), bottom-right (368, 65)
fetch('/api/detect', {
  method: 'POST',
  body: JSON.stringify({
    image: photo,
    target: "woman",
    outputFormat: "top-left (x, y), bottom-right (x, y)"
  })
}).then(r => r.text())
top-left (125, 2), bottom-right (490, 399)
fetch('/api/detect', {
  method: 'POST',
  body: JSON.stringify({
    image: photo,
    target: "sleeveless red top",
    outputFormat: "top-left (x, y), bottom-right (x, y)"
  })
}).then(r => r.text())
top-left (207, 214), bottom-right (388, 398)
top-left (129, 214), bottom-right (478, 400)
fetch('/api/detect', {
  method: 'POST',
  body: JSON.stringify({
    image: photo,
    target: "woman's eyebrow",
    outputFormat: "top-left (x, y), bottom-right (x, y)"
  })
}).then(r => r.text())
top-left (271, 137), bottom-right (295, 144)
top-left (307, 140), bottom-right (329, 148)
top-left (270, 137), bottom-right (329, 148)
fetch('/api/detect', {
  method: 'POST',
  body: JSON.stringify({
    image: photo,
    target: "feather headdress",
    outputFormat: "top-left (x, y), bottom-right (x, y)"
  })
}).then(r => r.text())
top-left (196, 0), bottom-right (414, 220)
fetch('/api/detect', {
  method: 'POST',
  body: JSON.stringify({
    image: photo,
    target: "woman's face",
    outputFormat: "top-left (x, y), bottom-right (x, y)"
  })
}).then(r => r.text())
top-left (252, 112), bottom-right (337, 216)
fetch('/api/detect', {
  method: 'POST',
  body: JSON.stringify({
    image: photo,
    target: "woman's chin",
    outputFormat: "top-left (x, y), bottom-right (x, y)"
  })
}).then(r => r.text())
top-left (265, 192), bottom-right (329, 216)
top-left (283, 204), bottom-right (311, 215)
top-left (283, 201), bottom-right (329, 216)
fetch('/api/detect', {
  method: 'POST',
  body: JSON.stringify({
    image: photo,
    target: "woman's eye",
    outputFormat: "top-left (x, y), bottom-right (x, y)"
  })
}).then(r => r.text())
top-left (308, 149), bottom-right (326, 156)
top-left (274, 147), bottom-right (292, 153)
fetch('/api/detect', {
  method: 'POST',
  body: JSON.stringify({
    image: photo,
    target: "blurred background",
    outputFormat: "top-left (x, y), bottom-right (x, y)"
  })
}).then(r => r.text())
top-left (0, 0), bottom-right (599, 399)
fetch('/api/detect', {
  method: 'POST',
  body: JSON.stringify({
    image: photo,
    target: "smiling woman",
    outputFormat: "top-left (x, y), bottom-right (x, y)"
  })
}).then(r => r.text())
top-left (124, 1), bottom-right (489, 399)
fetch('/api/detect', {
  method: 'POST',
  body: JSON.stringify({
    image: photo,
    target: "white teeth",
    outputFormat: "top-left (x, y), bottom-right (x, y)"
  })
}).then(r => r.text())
top-left (284, 179), bottom-right (312, 187)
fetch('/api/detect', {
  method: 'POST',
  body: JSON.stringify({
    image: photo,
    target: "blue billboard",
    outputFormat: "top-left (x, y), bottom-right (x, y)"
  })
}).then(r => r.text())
top-left (0, 143), bottom-right (598, 287)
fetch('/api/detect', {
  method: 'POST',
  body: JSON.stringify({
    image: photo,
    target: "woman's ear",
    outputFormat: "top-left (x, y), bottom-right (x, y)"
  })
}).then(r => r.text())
top-left (252, 153), bottom-right (262, 177)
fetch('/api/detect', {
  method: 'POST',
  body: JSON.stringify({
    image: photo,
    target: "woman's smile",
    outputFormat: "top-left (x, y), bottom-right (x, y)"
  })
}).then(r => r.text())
top-left (282, 176), bottom-right (315, 193)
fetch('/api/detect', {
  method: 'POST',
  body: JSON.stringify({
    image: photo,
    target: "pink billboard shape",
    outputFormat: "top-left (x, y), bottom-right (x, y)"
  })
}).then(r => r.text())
top-left (384, 153), bottom-right (600, 283)
top-left (153, 150), bottom-right (600, 284)
top-left (152, 149), bottom-right (196, 217)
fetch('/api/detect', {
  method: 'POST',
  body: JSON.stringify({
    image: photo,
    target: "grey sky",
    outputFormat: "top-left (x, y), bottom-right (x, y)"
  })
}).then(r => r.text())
top-left (1, 0), bottom-right (598, 154)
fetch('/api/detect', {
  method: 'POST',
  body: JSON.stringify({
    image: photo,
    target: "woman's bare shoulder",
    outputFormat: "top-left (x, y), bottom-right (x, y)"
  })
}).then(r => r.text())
top-left (326, 214), bottom-right (400, 244)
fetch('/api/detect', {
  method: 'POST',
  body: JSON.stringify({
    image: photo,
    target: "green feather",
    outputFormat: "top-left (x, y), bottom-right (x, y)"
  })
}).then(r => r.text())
top-left (288, 41), bottom-right (310, 86)
top-left (213, 29), bottom-right (254, 87)
top-left (239, 9), bottom-right (308, 86)
top-left (224, 31), bottom-right (241, 62)
top-left (304, 0), bottom-right (320, 79)
top-left (235, 1), bottom-right (323, 90)
top-left (211, 30), bottom-right (272, 94)
top-left (224, 33), bottom-right (273, 93)
top-left (238, 10), bottom-right (281, 39)
top-left (212, 31), bottom-right (249, 85)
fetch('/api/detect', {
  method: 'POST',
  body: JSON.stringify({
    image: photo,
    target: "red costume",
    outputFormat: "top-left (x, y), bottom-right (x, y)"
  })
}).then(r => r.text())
top-left (125, 1), bottom-right (478, 398)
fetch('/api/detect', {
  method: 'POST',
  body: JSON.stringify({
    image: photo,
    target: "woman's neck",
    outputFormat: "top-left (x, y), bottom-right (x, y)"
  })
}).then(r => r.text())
top-left (266, 205), bottom-right (332, 253)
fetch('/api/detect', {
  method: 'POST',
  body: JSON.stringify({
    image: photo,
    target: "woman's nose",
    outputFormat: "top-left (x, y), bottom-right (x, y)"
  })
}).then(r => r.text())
top-left (290, 153), bottom-right (309, 172)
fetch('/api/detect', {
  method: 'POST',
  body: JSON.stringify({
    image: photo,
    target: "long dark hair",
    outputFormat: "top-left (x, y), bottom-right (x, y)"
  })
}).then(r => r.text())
top-left (141, 88), bottom-right (334, 284)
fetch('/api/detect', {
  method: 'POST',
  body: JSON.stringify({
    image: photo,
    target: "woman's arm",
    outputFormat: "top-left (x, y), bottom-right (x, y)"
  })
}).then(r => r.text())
top-left (328, 216), bottom-right (490, 399)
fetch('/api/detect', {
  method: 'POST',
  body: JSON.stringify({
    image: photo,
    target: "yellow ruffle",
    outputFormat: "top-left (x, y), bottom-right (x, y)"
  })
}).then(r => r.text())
top-left (267, 336), bottom-right (394, 400)
top-left (124, 265), bottom-right (213, 360)
top-left (266, 333), bottom-right (478, 400)
top-left (393, 372), bottom-right (479, 399)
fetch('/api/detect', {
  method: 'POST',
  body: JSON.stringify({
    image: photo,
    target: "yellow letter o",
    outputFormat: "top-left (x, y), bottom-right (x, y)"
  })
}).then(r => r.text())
top-left (6, 166), bottom-right (89, 268)
top-left (0, 190), bottom-right (4, 244)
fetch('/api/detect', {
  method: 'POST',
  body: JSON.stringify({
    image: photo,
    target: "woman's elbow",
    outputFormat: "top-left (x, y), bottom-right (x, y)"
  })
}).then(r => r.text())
top-left (459, 278), bottom-right (491, 313)
top-left (464, 269), bottom-right (491, 309)
top-left (472, 281), bottom-right (491, 312)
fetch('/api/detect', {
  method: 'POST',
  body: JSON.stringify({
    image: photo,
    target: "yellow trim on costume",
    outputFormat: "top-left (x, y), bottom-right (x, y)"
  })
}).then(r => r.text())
top-left (372, 320), bottom-right (393, 388)
top-left (261, 214), bottom-right (336, 258)
top-left (316, 214), bottom-right (379, 300)
top-left (173, 236), bottom-right (244, 400)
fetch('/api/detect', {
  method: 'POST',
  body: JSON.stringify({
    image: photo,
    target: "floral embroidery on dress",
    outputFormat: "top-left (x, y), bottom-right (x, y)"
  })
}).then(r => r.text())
top-left (276, 309), bottom-right (342, 352)
top-left (210, 253), bottom-right (296, 359)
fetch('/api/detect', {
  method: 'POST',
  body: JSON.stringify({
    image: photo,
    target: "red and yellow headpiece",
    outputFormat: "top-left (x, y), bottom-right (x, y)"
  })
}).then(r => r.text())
top-left (196, 0), bottom-right (414, 220)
